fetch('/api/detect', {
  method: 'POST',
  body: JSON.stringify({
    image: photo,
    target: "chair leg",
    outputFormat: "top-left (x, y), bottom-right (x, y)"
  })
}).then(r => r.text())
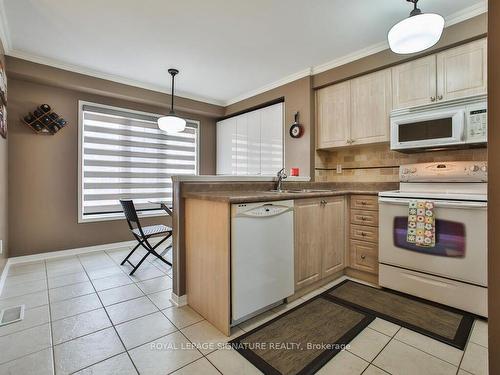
top-left (120, 240), bottom-right (142, 266)
top-left (145, 235), bottom-right (172, 267)
top-left (128, 251), bottom-right (150, 276)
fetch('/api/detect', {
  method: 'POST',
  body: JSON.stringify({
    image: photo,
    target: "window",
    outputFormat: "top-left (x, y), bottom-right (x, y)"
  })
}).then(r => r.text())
top-left (78, 101), bottom-right (198, 222)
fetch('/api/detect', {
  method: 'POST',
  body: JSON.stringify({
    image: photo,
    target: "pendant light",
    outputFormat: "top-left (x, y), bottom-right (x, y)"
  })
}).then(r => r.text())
top-left (388, 0), bottom-right (444, 55)
top-left (158, 68), bottom-right (187, 133)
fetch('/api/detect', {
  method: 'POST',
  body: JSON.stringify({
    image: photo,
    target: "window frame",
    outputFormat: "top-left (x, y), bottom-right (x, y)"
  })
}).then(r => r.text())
top-left (77, 100), bottom-right (200, 223)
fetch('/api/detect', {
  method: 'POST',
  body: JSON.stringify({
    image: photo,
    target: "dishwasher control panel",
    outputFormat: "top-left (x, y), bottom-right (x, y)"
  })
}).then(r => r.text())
top-left (233, 200), bottom-right (294, 218)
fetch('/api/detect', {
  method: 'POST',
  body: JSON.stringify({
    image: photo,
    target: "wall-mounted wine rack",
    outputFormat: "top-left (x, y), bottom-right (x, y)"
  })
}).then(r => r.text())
top-left (22, 104), bottom-right (68, 135)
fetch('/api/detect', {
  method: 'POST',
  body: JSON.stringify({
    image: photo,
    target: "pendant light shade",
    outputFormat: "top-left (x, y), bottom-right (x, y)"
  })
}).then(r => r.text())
top-left (158, 68), bottom-right (186, 133)
top-left (388, 0), bottom-right (444, 55)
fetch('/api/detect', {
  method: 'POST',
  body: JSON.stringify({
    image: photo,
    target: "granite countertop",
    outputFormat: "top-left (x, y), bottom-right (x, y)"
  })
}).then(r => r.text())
top-left (182, 189), bottom-right (384, 203)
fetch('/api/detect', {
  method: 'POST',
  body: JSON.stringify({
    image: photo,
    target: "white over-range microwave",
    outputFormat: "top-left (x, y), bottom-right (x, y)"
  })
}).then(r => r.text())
top-left (390, 95), bottom-right (487, 151)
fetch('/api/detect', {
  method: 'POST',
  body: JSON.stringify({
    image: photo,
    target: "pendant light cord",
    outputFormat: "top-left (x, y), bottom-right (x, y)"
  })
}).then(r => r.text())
top-left (168, 68), bottom-right (179, 115)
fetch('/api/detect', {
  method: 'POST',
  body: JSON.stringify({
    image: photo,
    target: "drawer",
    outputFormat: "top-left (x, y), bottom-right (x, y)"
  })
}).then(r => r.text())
top-left (350, 240), bottom-right (378, 274)
top-left (351, 195), bottom-right (379, 211)
top-left (351, 209), bottom-right (379, 227)
top-left (350, 224), bottom-right (378, 243)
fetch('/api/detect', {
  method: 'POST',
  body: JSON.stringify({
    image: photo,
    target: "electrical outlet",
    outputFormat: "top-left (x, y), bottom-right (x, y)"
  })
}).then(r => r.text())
top-left (336, 164), bottom-right (342, 174)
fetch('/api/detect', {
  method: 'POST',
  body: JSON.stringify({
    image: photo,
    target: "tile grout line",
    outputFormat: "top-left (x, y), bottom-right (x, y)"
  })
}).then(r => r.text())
top-left (391, 335), bottom-right (464, 368)
top-left (76, 252), bottom-right (141, 375)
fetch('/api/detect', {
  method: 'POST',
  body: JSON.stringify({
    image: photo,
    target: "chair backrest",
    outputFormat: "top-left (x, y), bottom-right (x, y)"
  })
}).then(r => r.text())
top-left (120, 200), bottom-right (142, 233)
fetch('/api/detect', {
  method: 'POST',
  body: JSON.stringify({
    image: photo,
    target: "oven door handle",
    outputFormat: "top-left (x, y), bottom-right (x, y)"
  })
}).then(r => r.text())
top-left (378, 197), bottom-right (487, 209)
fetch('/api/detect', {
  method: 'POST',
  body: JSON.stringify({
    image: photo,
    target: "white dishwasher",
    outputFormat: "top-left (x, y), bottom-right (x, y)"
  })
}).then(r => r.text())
top-left (231, 200), bottom-right (294, 323)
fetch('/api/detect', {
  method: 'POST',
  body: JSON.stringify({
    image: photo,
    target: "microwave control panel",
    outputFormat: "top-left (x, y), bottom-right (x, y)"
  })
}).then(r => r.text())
top-left (467, 104), bottom-right (487, 142)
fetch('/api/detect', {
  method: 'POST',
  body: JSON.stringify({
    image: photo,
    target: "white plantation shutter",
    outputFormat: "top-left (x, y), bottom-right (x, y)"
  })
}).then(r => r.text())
top-left (80, 103), bottom-right (198, 219)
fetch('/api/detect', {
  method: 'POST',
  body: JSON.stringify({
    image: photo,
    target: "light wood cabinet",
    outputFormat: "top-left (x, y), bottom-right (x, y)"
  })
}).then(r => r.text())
top-left (350, 69), bottom-right (392, 144)
top-left (348, 195), bottom-right (379, 277)
top-left (316, 69), bottom-right (391, 149)
top-left (392, 55), bottom-right (437, 110)
top-left (294, 196), bottom-right (345, 290)
top-left (392, 38), bottom-right (487, 110)
top-left (321, 197), bottom-right (346, 278)
top-left (316, 81), bottom-right (351, 148)
top-left (437, 38), bottom-right (487, 101)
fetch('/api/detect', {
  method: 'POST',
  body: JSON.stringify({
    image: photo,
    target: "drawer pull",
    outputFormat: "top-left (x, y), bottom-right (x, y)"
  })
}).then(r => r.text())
top-left (360, 216), bottom-right (367, 221)
top-left (360, 255), bottom-right (366, 260)
top-left (361, 232), bottom-right (367, 236)
top-left (360, 201), bottom-right (367, 205)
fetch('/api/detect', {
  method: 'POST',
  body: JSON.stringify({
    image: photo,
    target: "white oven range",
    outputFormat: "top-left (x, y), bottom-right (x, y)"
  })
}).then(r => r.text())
top-left (378, 161), bottom-right (487, 316)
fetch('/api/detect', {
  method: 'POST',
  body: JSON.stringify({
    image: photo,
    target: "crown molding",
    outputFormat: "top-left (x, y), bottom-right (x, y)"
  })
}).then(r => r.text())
top-left (0, 0), bottom-right (11, 53)
top-left (7, 49), bottom-right (226, 106)
top-left (224, 68), bottom-right (312, 106)
top-left (444, 0), bottom-right (487, 27)
top-left (311, 41), bottom-right (389, 76)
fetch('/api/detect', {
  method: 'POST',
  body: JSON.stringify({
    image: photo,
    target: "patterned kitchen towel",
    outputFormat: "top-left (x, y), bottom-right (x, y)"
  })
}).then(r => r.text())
top-left (407, 200), bottom-right (435, 247)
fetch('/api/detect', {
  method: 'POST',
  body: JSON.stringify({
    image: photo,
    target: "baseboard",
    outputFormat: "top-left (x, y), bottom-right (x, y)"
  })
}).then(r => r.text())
top-left (0, 238), bottom-right (164, 296)
top-left (170, 292), bottom-right (187, 307)
top-left (0, 262), bottom-right (10, 299)
top-left (7, 237), bottom-right (163, 265)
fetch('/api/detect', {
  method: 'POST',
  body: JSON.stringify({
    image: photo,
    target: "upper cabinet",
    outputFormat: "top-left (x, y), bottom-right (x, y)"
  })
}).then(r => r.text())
top-left (316, 69), bottom-right (392, 149)
top-left (216, 102), bottom-right (283, 176)
top-left (436, 38), bottom-right (487, 101)
top-left (317, 38), bottom-right (487, 149)
top-left (350, 69), bottom-right (392, 145)
top-left (392, 55), bottom-right (436, 109)
top-left (316, 81), bottom-right (350, 149)
top-left (392, 38), bottom-right (487, 110)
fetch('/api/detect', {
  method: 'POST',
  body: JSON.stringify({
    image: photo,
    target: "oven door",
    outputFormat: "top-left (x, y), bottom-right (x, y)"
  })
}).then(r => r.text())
top-left (390, 107), bottom-right (465, 150)
top-left (379, 197), bottom-right (487, 286)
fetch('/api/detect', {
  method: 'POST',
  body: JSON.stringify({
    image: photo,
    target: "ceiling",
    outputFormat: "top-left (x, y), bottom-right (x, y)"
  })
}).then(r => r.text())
top-left (0, 0), bottom-right (487, 106)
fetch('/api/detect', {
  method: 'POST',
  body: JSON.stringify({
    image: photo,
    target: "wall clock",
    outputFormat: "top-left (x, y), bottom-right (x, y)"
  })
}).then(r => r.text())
top-left (289, 111), bottom-right (304, 138)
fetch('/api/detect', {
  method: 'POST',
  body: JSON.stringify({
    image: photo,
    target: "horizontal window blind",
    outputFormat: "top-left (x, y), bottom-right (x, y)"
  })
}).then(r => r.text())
top-left (80, 104), bottom-right (198, 218)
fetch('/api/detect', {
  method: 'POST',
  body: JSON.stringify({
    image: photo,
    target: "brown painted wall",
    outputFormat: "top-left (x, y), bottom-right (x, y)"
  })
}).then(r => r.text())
top-left (488, 1), bottom-right (499, 373)
top-left (0, 40), bottom-right (7, 273)
top-left (225, 76), bottom-right (314, 179)
top-left (7, 77), bottom-right (218, 257)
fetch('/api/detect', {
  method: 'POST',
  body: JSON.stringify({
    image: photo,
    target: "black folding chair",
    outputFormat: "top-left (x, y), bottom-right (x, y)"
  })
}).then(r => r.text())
top-left (120, 200), bottom-right (172, 275)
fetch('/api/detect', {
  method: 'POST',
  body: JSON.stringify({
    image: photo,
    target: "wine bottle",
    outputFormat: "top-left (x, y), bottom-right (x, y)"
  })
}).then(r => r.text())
top-left (49, 112), bottom-right (59, 120)
top-left (39, 104), bottom-right (51, 113)
top-left (24, 113), bottom-right (35, 123)
top-left (34, 109), bottom-right (43, 118)
top-left (41, 115), bottom-right (51, 125)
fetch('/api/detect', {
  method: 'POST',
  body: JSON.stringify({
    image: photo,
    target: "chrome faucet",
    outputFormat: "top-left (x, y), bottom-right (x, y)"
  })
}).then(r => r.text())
top-left (275, 168), bottom-right (287, 192)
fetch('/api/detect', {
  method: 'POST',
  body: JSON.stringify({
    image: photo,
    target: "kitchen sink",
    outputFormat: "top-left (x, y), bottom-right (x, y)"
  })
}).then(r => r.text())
top-left (268, 189), bottom-right (334, 193)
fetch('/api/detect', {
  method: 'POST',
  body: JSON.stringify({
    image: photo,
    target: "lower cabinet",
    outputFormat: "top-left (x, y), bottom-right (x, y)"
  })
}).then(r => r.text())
top-left (294, 196), bottom-right (345, 290)
top-left (348, 195), bottom-right (379, 276)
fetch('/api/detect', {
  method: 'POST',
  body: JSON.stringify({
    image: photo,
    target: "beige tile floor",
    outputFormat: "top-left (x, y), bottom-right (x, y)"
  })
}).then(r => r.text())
top-left (0, 245), bottom-right (489, 375)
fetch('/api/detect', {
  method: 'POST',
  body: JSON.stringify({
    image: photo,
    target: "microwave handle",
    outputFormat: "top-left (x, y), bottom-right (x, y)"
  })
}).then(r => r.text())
top-left (378, 197), bottom-right (487, 209)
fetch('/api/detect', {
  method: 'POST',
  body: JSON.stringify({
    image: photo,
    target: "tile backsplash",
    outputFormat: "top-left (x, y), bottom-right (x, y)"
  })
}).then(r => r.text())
top-left (315, 144), bottom-right (487, 182)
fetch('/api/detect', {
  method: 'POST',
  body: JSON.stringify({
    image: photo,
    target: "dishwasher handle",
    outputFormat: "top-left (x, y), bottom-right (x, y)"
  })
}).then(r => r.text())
top-left (235, 204), bottom-right (294, 218)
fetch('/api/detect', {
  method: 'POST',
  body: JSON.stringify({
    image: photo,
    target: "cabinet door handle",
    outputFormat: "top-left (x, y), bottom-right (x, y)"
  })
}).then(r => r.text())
top-left (430, 96), bottom-right (436, 102)
top-left (346, 139), bottom-right (352, 144)
top-left (361, 232), bottom-right (367, 236)
top-left (360, 254), bottom-right (366, 260)
top-left (437, 95), bottom-right (443, 100)
top-left (360, 201), bottom-right (367, 205)
top-left (360, 216), bottom-right (367, 221)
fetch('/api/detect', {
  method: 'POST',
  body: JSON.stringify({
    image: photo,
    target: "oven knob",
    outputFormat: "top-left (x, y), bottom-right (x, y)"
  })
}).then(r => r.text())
top-left (402, 168), bottom-right (409, 174)
top-left (481, 165), bottom-right (487, 172)
top-left (410, 168), bottom-right (417, 173)
top-left (469, 165), bottom-right (480, 172)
